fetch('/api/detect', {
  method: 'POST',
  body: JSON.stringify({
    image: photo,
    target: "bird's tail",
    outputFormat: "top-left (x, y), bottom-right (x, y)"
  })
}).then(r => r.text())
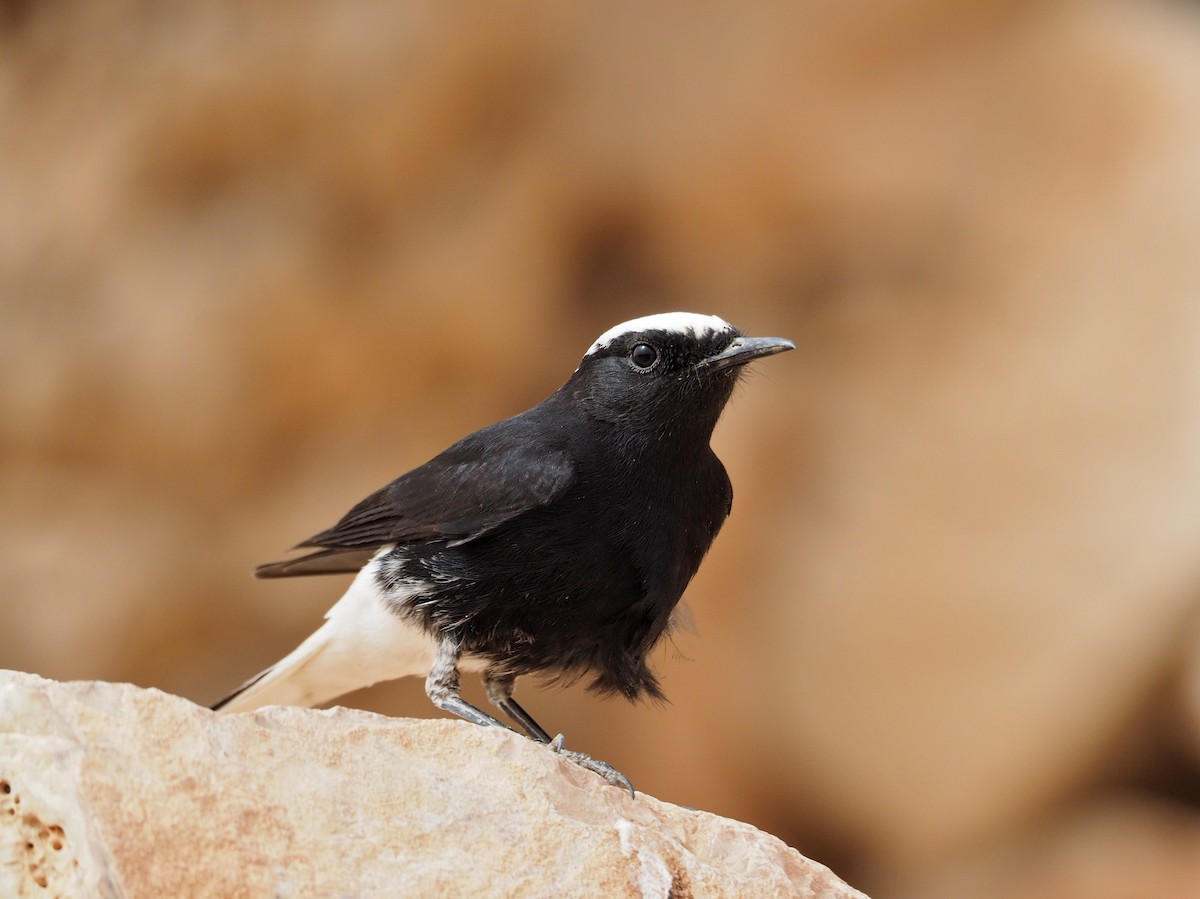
top-left (212, 559), bottom-right (438, 714)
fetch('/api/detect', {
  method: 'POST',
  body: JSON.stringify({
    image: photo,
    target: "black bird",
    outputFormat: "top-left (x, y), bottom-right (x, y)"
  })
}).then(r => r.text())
top-left (213, 312), bottom-right (793, 792)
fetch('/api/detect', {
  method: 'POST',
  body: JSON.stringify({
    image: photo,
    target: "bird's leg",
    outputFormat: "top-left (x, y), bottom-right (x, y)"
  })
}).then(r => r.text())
top-left (481, 669), bottom-right (635, 797)
top-left (482, 671), bottom-right (552, 743)
top-left (425, 637), bottom-right (511, 731)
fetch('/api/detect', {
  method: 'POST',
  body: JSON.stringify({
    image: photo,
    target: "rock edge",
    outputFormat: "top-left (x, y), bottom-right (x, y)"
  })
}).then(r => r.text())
top-left (0, 670), bottom-right (866, 898)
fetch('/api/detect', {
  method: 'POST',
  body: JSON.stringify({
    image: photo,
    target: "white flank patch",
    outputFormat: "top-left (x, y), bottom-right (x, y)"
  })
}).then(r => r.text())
top-left (313, 552), bottom-right (439, 686)
top-left (216, 551), bottom-right (441, 712)
top-left (586, 312), bottom-right (733, 356)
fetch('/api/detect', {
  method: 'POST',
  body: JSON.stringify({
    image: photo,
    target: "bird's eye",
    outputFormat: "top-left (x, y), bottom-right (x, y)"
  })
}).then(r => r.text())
top-left (629, 344), bottom-right (658, 369)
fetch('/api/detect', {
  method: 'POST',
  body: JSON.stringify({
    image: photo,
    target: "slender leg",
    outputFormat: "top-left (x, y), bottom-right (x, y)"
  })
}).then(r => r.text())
top-left (425, 637), bottom-right (511, 730)
top-left (481, 669), bottom-right (635, 797)
top-left (483, 671), bottom-right (552, 743)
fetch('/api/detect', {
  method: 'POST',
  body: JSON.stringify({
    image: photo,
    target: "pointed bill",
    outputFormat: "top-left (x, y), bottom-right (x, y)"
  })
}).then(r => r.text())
top-left (696, 336), bottom-right (795, 372)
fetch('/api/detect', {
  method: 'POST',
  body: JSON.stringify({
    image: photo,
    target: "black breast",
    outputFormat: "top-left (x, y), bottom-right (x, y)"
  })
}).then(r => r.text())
top-left (385, 422), bottom-right (733, 702)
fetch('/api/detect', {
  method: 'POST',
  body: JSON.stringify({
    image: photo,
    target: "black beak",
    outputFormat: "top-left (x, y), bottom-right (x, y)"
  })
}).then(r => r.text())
top-left (697, 335), bottom-right (796, 373)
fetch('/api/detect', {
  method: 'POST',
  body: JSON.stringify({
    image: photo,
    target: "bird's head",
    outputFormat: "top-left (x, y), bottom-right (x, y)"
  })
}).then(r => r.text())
top-left (568, 312), bottom-right (794, 441)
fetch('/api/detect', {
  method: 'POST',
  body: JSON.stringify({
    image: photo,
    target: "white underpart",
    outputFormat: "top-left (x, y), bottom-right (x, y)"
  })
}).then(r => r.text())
top-left (585, 312), bottom-right (733, 356)
top-left (215, 551), bottom-right (482, 713)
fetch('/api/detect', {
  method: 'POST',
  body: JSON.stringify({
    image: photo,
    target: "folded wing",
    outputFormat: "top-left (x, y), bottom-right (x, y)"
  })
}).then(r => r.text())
top-left (256, 423), bottom-right (576, 578)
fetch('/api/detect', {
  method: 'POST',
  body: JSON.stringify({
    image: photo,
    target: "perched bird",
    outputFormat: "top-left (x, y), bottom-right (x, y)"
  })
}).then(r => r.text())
top-left (213, 312), bottom-right (793, 792)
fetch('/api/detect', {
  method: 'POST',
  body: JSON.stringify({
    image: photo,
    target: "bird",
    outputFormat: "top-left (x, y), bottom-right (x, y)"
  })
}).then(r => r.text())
top-left (212, 312), bottom-right (794, 793)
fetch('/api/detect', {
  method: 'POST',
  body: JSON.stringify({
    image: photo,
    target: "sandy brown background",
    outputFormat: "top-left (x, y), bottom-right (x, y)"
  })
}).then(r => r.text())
top-left (5, 2), bottom-right (1200, 895)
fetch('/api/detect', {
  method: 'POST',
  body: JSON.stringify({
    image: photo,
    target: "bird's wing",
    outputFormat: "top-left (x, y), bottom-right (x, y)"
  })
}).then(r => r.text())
top-left (256, 425), bottom-right (576, 578)
top-left (251, 547), bottom-right (379, 578)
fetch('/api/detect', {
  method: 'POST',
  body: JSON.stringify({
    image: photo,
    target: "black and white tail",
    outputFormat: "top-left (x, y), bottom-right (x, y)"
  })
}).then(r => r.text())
top-left (212, 558), bottom-right (439, 713)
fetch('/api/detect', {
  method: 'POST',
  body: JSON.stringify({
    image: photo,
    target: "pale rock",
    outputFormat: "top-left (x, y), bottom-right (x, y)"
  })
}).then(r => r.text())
top-left (0, 670), bottom-right (866, 898)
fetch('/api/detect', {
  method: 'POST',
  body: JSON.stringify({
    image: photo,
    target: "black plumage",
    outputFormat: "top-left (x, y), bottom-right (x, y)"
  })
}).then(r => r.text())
top-left (214, 312), bottom-right (793, 791)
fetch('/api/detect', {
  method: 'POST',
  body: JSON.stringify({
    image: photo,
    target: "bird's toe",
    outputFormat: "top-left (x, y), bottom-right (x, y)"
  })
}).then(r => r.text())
top-left (547, 735), bottom-right (635, 797)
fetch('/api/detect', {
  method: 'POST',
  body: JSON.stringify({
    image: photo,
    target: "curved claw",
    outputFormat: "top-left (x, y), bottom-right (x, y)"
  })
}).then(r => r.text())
top-left (548, 733), bottom-right (635, 797)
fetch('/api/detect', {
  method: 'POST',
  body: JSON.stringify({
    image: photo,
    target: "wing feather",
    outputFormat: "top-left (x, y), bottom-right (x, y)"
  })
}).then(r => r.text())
top-left (256, 420), bottom-right (576, 579)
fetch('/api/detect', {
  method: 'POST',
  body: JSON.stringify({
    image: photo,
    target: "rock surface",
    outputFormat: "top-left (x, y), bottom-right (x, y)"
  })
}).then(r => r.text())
top-left (0, 671), bottom-right (864, 898)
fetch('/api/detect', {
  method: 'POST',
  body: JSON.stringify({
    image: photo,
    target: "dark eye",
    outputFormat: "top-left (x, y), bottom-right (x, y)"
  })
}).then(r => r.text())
top-left (629, 343), bottom-right (658, 369)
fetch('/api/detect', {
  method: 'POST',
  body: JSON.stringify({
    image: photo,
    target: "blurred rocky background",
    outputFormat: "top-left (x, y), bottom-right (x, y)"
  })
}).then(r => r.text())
top-left (4, 1), bottom-right (1200, 896)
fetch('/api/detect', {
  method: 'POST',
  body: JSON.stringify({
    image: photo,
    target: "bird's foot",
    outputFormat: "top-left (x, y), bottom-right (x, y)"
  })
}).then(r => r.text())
top-left (548, 734), bottom-right (635, 797)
